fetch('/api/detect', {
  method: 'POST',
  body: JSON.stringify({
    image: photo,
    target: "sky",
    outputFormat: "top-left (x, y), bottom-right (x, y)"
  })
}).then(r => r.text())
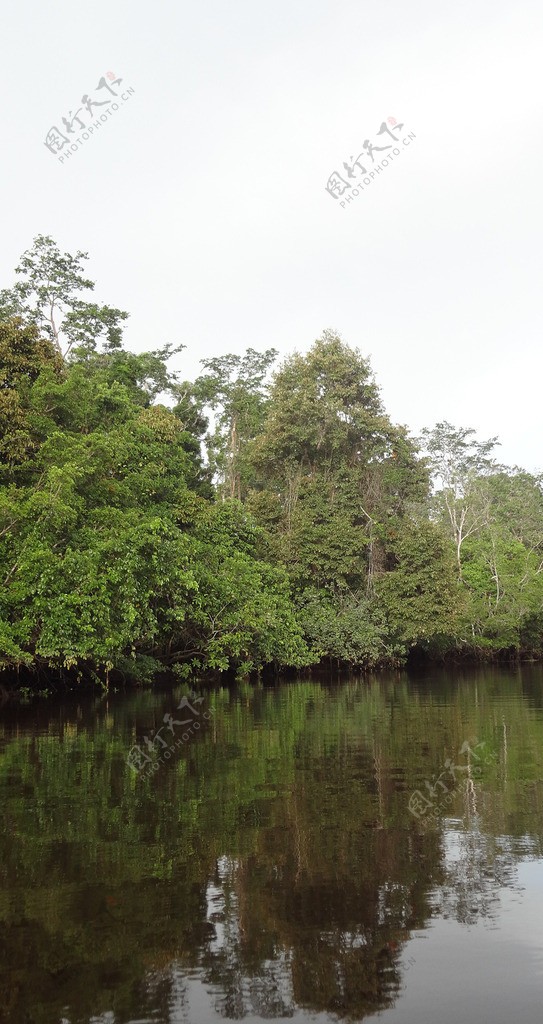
top-left (1, 0), bottom-right (542, 470)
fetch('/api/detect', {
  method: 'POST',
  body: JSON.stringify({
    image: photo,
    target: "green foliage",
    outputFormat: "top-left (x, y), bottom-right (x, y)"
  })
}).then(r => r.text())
top-left (245, 331), bottom-right (442, 662)
top-left (420, 421), bottom-right (501, 575)
top-left (182, 502), bottom-right (311, 674)
top-left (192, 347), bottom-right (277, 499)
top-left (297, 587), bottom-right (392, 666)
top-left (420, 433), bottom-right (543, 659)
top-left (0, 235), bottom-right (128, 357)
top-left (0, 318), bottom-right (63, 467)
top-left (376, 520), bottom-right (464, 652)
top-left (458, 474), bottom-right (543, 653)
top-left (0, 312), bottom-right (300, 683)
top-left (2, 240), bottom-right (543, 687)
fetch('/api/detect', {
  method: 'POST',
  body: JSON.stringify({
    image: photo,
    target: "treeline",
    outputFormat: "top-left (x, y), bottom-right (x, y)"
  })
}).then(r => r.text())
top-left (1, 236), bottom-right (542, 686)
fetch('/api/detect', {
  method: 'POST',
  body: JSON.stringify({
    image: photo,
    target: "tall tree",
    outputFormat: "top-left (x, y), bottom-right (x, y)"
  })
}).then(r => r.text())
top-left (458, 470), bottom-right (543, 652)
top-left (0, 235), bottom-right (129, 358)
top-left (247, 332), bottom-right (433, 664)
top-left (192, 347), bottom-right (277, 500)
top-left (249, 331), bottom-right (427, 589)
top-left (420, 422), bottom-right (501, 575)
top-left (0, 318), bottom-right (62, 468)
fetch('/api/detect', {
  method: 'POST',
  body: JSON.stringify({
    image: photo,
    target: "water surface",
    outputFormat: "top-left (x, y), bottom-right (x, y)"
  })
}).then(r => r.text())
top-left (1, 668), bottom-right (542, 1023)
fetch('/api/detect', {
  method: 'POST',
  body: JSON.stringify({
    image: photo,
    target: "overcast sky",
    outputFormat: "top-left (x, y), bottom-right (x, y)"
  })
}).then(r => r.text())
top-left (1, 0), bottom-right (542, 470)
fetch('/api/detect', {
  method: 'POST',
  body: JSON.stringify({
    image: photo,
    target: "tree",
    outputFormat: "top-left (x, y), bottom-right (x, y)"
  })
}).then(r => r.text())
top-left (458, 471), bottom-right (543, 654)
top-left (420, 422), bottom-right (501, 575)
top-left (248, 331), bottom-right (427, 594)
top-left (0, 347), bottom-right (207, 678)
top-left (0, 235), bottom-right (129, 358)
top-left (192, 347), bottom-right (278, 499)
top-left (0, 305), bottom-right (302, 682)
top-left (245, 332), bottom-right (446, 663)
top-left (376, 519), bottom-right (463, 654)
top-left (175, 501), bottom-right (310, 675)
top-left (4, 233), bottom-right (543, 682)
top-left (0, 318), bottom-right (63, 468)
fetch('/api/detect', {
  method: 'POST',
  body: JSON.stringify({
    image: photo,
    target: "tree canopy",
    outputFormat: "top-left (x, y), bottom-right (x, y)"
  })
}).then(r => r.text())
top-left (1, 238), bottom-right (542, 687)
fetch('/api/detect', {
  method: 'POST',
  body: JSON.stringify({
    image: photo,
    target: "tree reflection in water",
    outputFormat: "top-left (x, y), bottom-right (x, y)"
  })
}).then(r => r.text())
top-left (0, 669), bottom-right (542, 1022)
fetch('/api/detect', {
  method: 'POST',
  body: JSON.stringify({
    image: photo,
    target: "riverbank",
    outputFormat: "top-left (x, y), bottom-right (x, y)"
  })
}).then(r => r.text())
top-left (2, 644), bottom-right (542, 703)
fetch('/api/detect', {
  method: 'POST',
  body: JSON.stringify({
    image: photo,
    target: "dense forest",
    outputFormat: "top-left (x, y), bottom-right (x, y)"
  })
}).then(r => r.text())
top-left (1, 236), bottom-right (542, 687)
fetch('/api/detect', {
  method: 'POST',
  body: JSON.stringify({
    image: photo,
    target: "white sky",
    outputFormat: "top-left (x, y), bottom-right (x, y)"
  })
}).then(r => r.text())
top-left (1, 0), bottom-right (542, 470)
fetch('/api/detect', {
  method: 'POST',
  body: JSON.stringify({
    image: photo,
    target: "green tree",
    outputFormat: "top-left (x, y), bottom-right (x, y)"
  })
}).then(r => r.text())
top-left (0, 318), bottom-right (63, 467)
top-left (420, 421), bottom-right (500, 575)
top-left (176, 501), bottom-right (310, 675)
top-left (376, 519), bottom-right (464, 655)
top-left (0, 311), bottom-right (303, 683)
top-left (0, 235), bottom-right (129, 358)
top-left (458, 471), bottom-right (543, 654)
top-left (192, 347), bottom-right (278, 499)
top-left (247, 331), bottom-right (432, 664)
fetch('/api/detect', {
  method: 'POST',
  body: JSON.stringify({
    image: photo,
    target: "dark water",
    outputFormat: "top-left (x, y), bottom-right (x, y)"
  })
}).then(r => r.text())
top-left (1, 668), bottom-right (543, 1024)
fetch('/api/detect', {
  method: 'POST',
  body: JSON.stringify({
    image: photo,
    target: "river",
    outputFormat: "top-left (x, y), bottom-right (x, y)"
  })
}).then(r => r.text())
top-left (1, 667), bottom-right (542, 1022)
